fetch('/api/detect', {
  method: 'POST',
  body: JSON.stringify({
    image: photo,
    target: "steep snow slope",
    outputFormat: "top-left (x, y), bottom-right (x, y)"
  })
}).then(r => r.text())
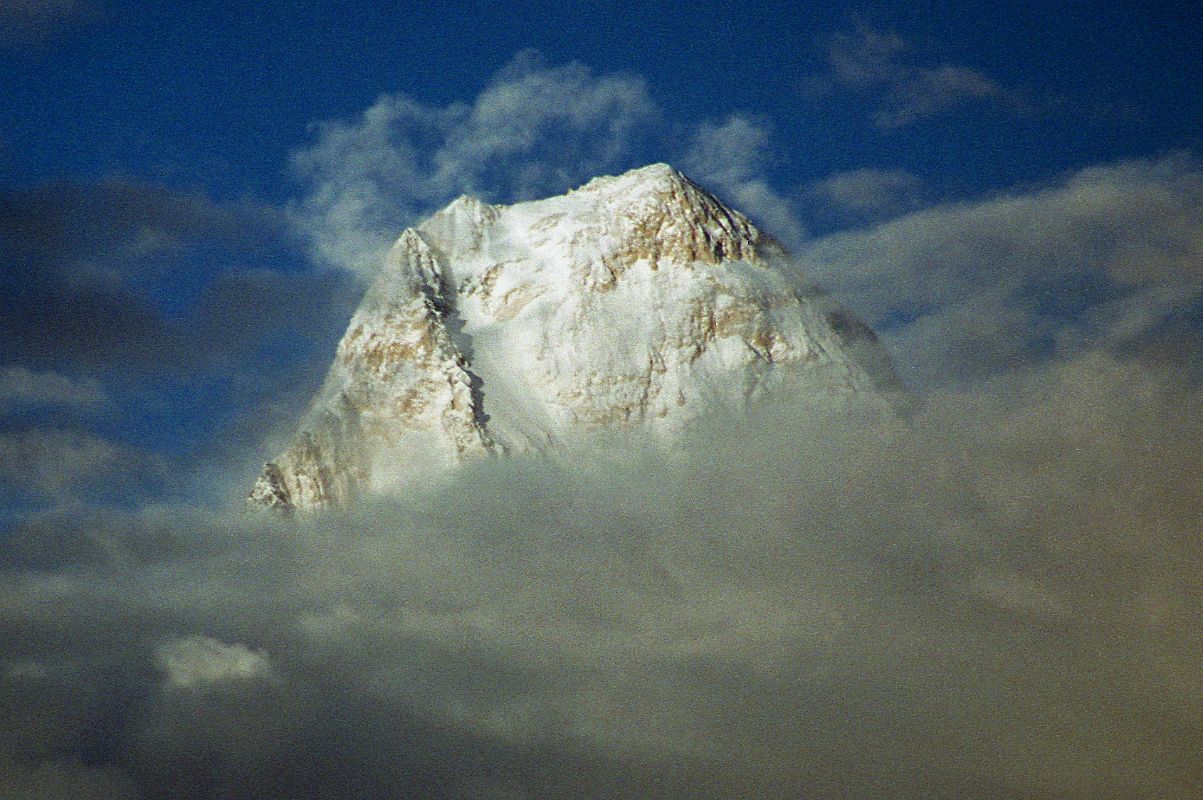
top-left (249, 164), bottom-right (897, 511)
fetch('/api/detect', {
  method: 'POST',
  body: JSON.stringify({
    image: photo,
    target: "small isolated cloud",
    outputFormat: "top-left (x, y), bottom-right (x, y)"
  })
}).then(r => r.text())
top-left (156, 635), bottom-right (275, 690)
top-left (810, 23), bottom-right (1009, 129)
top-left (798, 153), bottom-right (1203, 386)
top-left (291, 50), bottom-right (660, 277)
top-left (682, 115), bottom-right (805, 248)
top-left (0, 366), bottom-right (106, 410)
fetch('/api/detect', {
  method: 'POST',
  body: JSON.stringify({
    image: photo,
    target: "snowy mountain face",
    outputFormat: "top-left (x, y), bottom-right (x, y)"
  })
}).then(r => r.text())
top-left (249, 164), bottom-right (897, 512)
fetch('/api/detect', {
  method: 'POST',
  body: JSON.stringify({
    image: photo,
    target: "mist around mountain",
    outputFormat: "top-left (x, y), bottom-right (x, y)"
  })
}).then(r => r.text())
top-left (3, 351), bottom-right (1201, 798)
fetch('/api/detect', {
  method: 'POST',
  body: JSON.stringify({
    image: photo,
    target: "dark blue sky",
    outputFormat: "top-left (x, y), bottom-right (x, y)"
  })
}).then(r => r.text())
top-left (5, 1), bottom-right (1201, 197)
top-left (2, 0), bottom-right (1202, 515)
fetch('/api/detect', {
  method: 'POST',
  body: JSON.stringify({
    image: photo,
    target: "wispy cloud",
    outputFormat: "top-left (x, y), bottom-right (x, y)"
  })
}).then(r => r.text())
top-left (824, 23), bottom-right (909, 87)
top-left (0, 427), bottom-right (164, 500)
top-left (0, 366), bottom-right (106, 410)
top-left (804, 167), bottom-right (924, 224)
top-left (798, 153), bottom-right (1203, 386)
top-left (809, 23), bottom-right (1013, 129)
top-left (874, 64), bottom-right (1003, 128)
top-left (291, 50), bottom-right (660, 277)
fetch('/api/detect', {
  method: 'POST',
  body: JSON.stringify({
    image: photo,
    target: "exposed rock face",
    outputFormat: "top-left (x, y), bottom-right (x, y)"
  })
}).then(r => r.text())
top-left (250, 164), bottom-right (898, 511)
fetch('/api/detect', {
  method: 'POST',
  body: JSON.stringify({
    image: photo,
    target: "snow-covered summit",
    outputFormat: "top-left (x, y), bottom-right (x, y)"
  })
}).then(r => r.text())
top-left (249, 164), bottom-right (898, 512)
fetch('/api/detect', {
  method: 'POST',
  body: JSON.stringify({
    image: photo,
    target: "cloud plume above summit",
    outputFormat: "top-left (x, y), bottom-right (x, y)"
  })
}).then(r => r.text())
top-left (290, 51), bottom-right (661, 276)
top-left (289, 51), bottom-right (808, 277)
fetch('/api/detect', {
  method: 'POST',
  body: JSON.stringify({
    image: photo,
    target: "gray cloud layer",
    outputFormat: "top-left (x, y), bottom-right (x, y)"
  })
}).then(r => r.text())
top-left (1, 352), bottom-right (1200, 798)
top-left (799, 153), bottom-right (1203, 386)
top-left (0, 179), bottom-right (360, 511)
top-left (0, 180), bottom-right (351, 376)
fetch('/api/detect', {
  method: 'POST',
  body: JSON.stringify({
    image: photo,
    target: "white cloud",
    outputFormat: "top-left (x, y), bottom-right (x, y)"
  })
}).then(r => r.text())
top-left (155, 635), bottom-right (274, 690)
top-left (797, 153), bottom-right (1203, 386)
top-left (292, 54), bottom-right (817, 275)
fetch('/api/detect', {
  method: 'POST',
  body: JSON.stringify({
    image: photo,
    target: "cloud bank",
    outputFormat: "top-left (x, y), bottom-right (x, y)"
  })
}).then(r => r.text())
top-left (799, 153), bottom-right (1203, 386)
top-left (1, 354), bottom-right (1200, 798)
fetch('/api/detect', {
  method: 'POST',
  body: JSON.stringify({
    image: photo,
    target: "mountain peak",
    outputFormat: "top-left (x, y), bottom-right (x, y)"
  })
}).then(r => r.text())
top-left (440, 193), bottom-right (491, 213)
top-left (577, 163), bottom-right (765, 268)
top-left (250, 167), bottom-right (897, 512)
top-left (576, 162), bottom-right (690, 196)
top-left (418, 193), bottom-right (500, 262)
top-left (626, 161), bottom-right (679, 177)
